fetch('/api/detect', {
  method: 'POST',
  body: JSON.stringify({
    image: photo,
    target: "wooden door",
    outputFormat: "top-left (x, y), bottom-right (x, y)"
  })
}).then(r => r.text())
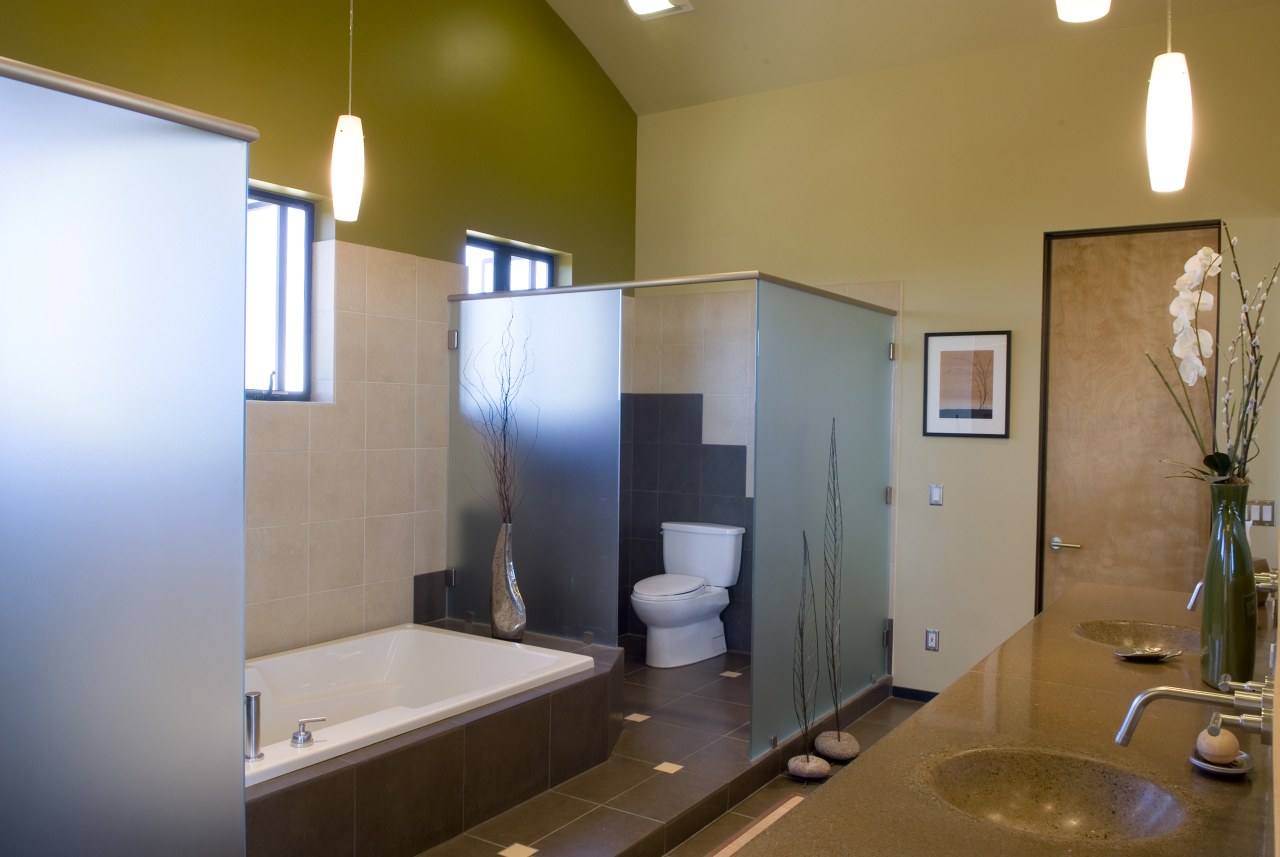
top-left (1039, 223), bottom-right (1219, 609)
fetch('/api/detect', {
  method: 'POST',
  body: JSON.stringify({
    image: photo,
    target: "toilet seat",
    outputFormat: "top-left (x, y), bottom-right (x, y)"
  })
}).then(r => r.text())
top-left (632, 574), bottom-right (706, 602)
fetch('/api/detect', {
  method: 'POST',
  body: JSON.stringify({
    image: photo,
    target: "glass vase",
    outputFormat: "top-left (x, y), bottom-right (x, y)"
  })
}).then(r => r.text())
top-left (1200, 482), bottom-right (1256, 688)
top-left (491, 522), bottom-right (526, 642)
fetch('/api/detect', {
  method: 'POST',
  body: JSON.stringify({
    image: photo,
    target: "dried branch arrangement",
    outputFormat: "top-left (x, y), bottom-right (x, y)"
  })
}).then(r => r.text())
top-left (460, 310), bottom-right (534, 523)
top-left (788, 532), bottom-right (830, 779)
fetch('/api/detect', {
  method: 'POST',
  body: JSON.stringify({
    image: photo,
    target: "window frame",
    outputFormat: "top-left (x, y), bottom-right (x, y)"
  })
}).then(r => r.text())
top-left (245, 188), bottom-right (314, 402)
top-left (465, 235), bottom-right (556, 294)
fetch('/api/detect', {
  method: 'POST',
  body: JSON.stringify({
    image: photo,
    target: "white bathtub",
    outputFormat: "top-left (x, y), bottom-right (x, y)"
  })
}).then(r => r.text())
top-left (244, 623), bottom-right (594, 786)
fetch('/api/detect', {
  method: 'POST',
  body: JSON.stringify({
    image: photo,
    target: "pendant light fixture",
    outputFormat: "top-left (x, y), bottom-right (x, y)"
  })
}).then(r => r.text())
top-left (331, 0), bottom-right (365, 222)
top-left (1145, 0), bottom-right (1193, 192)
top-left (1055, 0), bottom-right (1110, 23)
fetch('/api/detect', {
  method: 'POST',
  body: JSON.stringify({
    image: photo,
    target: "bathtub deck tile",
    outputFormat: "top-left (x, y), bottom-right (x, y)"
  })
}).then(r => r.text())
top-left (247, 762), bottom-right (355, 857)
top-left (463, 696), bottom-right (553, 828)
top-left (611, 719), bottom-right (721, 766)
top-left (528, 806), bottom-right (665, 857)
top-left (467, 790), bottom-right (597, 849)
top-left (550, 672), bottom-right (611, 785)
top-left (352, 724), bottom-right (467, 857)
top-left (415, 833), bottom-right (506, 857)
top-left (551, 755), bottom-right (659, 805)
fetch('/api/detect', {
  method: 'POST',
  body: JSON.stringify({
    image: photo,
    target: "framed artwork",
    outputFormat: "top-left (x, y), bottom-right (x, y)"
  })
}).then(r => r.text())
top-left (923, 331), bottom-right (1011, 438)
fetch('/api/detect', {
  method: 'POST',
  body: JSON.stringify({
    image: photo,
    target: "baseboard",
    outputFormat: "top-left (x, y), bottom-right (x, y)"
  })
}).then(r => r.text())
top-left (891, 685), bottom-right (938, 703)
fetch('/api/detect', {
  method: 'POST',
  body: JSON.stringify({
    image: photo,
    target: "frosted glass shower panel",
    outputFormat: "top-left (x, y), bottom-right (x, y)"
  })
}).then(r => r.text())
top-left (448, 290), bottom-right (622, 642)
top-left (750, 280), bottom-right (894, 760)
top-left (0, 75), bottom-right (248, 853)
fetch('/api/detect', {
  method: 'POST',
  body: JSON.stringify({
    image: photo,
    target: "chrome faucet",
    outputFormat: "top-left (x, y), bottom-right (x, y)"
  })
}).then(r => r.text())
top-left (1115, 677), bottom-right (1271, 746)
top-left (290, 717), bottom-right (326, 748)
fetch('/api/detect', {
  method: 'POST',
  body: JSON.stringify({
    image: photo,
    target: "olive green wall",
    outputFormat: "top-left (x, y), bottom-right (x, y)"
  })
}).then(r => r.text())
top-left (1, 0), bottom-right (636, 281)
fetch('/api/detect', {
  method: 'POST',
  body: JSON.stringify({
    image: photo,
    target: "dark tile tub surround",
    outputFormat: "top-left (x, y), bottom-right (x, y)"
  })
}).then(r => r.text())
top-left (620, 393), bottom-right (753, 653)
top-left (412, 569), bottom-right (448, 625)
top-left (246, 636), bottom-right (623, 857)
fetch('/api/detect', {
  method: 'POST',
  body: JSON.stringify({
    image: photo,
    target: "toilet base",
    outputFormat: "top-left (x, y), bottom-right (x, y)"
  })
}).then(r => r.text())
top-left (645, 616), bottom-right (727, 668)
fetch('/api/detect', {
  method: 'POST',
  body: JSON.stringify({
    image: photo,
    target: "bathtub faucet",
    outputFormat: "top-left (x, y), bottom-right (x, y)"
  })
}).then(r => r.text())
top-left (291, 717), bottom-right (326, 748)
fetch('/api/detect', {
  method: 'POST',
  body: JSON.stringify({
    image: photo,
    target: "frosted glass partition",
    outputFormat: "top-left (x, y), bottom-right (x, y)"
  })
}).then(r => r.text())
top-left (0, 74), bottom-right (249, 852)
top-left (751, 280), bottom-right (894, 759)
top-left (449, 289), bottom-right (622, 642)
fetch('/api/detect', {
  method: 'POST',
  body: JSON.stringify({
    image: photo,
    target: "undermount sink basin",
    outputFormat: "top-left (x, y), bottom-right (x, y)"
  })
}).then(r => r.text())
top-left (931, 748), bottom-right (1184, 841)
top-left (1074, 619), bottom-right (1200, 652)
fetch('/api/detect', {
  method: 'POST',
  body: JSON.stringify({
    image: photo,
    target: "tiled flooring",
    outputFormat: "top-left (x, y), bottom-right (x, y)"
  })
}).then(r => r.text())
top-left (419, 650), bottom-right (923, 857)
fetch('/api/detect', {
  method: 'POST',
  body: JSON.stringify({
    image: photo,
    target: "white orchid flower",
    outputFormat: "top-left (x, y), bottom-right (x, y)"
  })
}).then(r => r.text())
top-left (1169, 289), bottom-right (1214, 316)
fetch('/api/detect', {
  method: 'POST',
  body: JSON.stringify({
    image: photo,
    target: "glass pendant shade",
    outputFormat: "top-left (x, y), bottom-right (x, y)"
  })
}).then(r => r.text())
top-left (331, 114), bottom-right (365, 222)
top-left (1055, 0), bottom-right (1110, 22)
top-left (1145, 51), bottom-right (1193, 193)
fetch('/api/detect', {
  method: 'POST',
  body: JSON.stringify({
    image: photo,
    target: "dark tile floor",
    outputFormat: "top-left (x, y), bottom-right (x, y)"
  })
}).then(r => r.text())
top-left (418, 649), bottom-right (923, 857)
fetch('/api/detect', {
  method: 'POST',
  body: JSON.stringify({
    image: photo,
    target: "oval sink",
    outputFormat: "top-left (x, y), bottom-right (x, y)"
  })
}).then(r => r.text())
top-left (931, 748), bottom-right (1183, 841)
top-left (1074, 619), bottom-right (1200, 652)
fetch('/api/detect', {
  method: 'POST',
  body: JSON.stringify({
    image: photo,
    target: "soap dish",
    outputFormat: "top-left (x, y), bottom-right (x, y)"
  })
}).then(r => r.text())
top-left (1190, 750), bottom-right (1252, 777)
top-left (1114, 647), bottom-right (1182, 663)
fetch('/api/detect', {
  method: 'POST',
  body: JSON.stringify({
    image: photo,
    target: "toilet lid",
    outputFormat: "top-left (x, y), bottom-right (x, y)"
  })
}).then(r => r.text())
top-left (633, 574), bottom-right (706, 600)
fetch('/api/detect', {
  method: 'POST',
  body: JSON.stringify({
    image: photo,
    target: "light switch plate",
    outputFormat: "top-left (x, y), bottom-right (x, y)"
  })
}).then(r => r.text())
top-left (929, 483), bottom-right (943, 506)
top-left (925, 628), bottom-right (940, 651)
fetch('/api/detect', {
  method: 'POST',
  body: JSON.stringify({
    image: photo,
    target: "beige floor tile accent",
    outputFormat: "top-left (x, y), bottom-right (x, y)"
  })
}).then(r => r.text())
top-left (654, 762), bottom-right (684, 774)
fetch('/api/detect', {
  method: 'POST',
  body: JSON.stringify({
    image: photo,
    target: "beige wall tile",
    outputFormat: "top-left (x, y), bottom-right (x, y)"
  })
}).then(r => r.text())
top-left (246, 451), bottom-right (309, 528)
top-left (334, 310), bottom-right (366, 382)
top-left (309, 518), bottom-right (365, 592)
top-left (367, 382), bottom-right (416, 449)
top-left (334, 241), bottom-right (366, 314)
top-left (415, 447), bottom-right (448, 512)
top-left (634, 295), bottom-right (661, 347)
top-left (310, 449), bottom-right (366, 521)
top-left (245, 524), bottom-right (308, 603)
top-left (622, 295), bottom-right (635, 349)
top-left (660, 343), bottom-right (704, 393)
top-left (246, 401), bottom-right (309, 453)
top-left (417, 320), bottom-right (449, 386)
top-left (309, 381), bottom-right (365, 450)
top-left (631, 345), bottom-right (661, 393)
top-left (246, 596), bottom-right (308, 658)
top-left (364, 577), bottom-right (413, 631)
top-left (365, 513), bottom-right (414, 583)
top-left (417, 256), bottom-right (464, 323)
top-left (704, 290), bottom-right (756, 342)
top-left (367, 449), bottom-right (416, 516)
top-left (660, 294), bottom-right (704, 344)
top-left (703, 394), bottom-right (753, 446)
top-left (415, 510), bottom-right (447, 574)
top-left (416, 384), bottom-right (450, 448)
top-left (366, 247), bottom-right (417, 319)
top-left (366, 315), bottom-right (416, 384)
top-left (308, 587), bottom-right (365, 644)
top-left (702, 341), bottom-right (754, 394)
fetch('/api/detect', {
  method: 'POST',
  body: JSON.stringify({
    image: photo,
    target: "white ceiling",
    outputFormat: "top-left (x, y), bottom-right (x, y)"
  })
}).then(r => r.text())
top-left (545, 0), bottom-right (1279, 115)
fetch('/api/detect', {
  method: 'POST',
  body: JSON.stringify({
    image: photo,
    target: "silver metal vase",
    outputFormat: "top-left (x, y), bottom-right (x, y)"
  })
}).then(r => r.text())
top-left (491, 522), bottom-right (526, 641)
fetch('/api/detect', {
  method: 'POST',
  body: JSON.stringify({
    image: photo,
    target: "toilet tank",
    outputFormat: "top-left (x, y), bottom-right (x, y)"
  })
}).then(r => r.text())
top-left (661, 521), bottom-right (745, 587)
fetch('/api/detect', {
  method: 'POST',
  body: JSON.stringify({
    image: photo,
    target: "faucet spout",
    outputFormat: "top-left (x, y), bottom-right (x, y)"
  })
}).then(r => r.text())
top-left (1114, 685), bottom-right (1237, 746)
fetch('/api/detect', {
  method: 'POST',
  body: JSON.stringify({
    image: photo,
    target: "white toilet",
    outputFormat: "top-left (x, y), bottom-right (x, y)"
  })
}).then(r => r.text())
top-left (631, 521), bottom-right (746, 668)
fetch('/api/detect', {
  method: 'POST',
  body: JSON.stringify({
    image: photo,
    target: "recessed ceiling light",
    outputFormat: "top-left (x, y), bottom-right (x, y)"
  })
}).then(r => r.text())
top-left (626, 0), bottom-right (693, 19)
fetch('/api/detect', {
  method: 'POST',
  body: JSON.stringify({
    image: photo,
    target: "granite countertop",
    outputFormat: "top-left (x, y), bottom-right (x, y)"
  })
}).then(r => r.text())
top-left (736, 583), bottom-right (1273, 856)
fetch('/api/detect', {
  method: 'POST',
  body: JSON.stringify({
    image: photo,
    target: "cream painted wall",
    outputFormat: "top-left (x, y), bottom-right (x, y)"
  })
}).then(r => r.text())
top-left (636, 6), bottom-right (1280, 692)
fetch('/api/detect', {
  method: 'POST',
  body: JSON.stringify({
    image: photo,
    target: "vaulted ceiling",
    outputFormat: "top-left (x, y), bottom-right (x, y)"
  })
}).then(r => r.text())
top-left (545, 0), bottom-right (1279, 115)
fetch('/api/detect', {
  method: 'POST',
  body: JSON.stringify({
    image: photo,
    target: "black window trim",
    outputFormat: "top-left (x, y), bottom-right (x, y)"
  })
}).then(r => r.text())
top-left (246, 187), bottom-right (313, 402)
top-left (466, 235), bottom-right (556, 293)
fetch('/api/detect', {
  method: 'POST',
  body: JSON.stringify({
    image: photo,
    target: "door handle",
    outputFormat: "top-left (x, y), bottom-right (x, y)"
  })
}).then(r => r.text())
top-left (1050, 536), bottom-right (1082, 551)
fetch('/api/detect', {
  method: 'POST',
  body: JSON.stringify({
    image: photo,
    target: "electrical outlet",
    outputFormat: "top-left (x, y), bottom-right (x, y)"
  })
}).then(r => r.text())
top-left (925, 628), bottom-right (940, 652)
